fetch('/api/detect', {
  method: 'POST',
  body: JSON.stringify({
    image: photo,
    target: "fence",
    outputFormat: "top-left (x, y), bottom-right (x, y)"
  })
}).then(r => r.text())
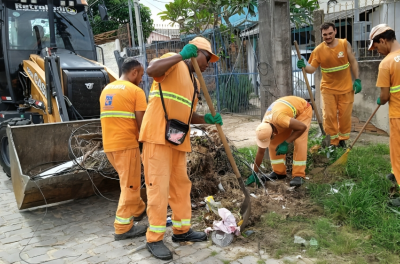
top-left (126, 25), bottom-right (261, 117)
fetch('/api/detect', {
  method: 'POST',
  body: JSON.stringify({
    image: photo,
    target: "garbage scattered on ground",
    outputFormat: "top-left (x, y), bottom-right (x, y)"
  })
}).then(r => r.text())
top-left (243, 230), bottom-right (255, 237)
top-left (205, 196), bottom-right (222, 215)
top-left (250, 193), bottom-right (257, 198)
top-left (294, 235), bottom-right (319, 247)
top-left (213, 208), bottom-right (240, 235)
top-left (294, 235), bottom-right (308, 245)
top-left (166, 217), bottom-right (172, 227)
top-left (309, 238), bottom-right (318, 247)
top-left (211, 230), bottom-right (234, 247)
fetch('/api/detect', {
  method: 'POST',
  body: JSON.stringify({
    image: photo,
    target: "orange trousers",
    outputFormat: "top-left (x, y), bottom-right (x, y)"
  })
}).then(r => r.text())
top-left (269, 105), bottom-right (312, 178)
top-left (142, 142), bottom-right (192, 243)
top-left (106, 148), bottom-right (146, 234)
top-left (390, 119), bottom-right (400, 186)
top-left (322, 91), bottom-right (354, 146)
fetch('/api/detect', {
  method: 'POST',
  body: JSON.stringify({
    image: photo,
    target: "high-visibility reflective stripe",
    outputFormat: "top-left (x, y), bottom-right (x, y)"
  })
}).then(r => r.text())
top-left (392, 168), bottom-right (394, 174)
top-left (172, 219), bottom-right (191, 227)
top-left (330, 134), bottom-right (339, 139)
top-left (293, 160), bottom-right (307, 166)
top-left (172, 220), bottom-right (182, 228)
top-left (149, 90), bottom-right (192, 108)
top-left (149, 225), bottom-right (166, 233)
top-left (321, 62), bottom-right (350, 73)
top-left (271, 159), bottom-right (285, 165)
top-left (181, 219), bottom-right (191, 226)
top-left (276, 99), bottom-right (297, 118)
top-left (390, 85), bottom-right (400, 93)
top-left (114, 216), bottom-right (133, 225)
top-left (339, 132), bottom-right (350, 137)
top-left (101, 111), bottom-right (136, 119)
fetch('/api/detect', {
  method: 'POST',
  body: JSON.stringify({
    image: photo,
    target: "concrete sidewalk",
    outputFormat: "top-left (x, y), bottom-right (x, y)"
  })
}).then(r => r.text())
top-left (0, 171), bottom-right (312, 264)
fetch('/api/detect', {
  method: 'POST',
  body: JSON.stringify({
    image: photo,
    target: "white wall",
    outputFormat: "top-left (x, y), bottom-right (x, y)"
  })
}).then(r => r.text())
top-left (97, 41), bottom-right (119, 75)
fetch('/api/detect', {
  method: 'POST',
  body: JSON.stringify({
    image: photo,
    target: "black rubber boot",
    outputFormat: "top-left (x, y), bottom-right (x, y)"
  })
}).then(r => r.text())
top-left (290, 177), bottom-right (305, 187)
top-left (338, 140), bottom-right (347, 148)
top-left (261, 171), bottom-right (286, 182)
top-left (133, 208), bottom-right (147, 221)
top-left (172, 228), bottom-right (207, 242)
top-left (387, 173), bottom-right (396, 182)
top-left (146, 241), bottom-right (173, 260)
top-left (114, 224), bottom-right (147, 241)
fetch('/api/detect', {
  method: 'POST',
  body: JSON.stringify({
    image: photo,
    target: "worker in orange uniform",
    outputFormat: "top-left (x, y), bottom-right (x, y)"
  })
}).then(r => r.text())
top-left (100, 58), bottom-right (148, 240)
top-left (140, 37), bottom-right (222, 260)
top-left (248, 96), bottom-right (312, 187)
top-left (297, 22), bottom-right (361, 147)
top-left (369, 24), bottom-right (400, 206)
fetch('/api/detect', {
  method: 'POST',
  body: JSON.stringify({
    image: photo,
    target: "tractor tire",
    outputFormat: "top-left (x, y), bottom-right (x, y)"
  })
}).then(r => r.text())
top-left (0, 118), bottom-right (31, 177)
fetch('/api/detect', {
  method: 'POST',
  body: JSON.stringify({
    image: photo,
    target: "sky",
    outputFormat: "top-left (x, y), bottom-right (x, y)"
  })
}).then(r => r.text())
top-left (139, 0), bottom-right (178, 28)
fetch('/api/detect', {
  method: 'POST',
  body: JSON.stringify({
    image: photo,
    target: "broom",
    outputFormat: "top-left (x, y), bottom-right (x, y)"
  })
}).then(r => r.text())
top-left (327, 105), bottom-right (380, 169)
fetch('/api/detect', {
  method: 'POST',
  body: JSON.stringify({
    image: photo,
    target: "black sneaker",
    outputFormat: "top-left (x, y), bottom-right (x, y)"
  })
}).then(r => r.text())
top-left (133, 208), bottom-right (147, 221)
top-left (338, 140), bottom-right (347, 148)
top-left (290, 177), bottom-right (305, 187)
top-left (146, 241), bottom-right (173, 260)
top-left (260, 171), bottom-right (286, 182)
top-left (171, 228), bottom-right (207, 242)
top-left (114, 224), bottom-right (147, 241)
top-left (387, 173), bottom-right (396, 183)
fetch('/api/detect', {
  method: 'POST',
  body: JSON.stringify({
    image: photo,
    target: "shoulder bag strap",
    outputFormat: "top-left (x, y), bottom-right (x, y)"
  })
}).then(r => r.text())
top-left (158, 61), bottom-right (197, 124)
top-left (158, 83), bottom-right (169, 121)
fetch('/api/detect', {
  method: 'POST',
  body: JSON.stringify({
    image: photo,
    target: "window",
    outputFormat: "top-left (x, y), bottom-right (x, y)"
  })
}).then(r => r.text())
top-left (7, 4), bottom-right (92, 52)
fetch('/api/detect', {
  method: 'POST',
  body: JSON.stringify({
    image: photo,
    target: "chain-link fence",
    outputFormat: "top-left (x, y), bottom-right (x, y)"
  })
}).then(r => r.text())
top-left (126, 25), bottom-right (261, 117)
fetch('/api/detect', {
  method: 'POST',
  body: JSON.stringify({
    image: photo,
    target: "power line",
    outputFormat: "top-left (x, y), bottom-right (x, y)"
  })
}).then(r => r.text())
top-left (141, 0), bottom-right (164, 11)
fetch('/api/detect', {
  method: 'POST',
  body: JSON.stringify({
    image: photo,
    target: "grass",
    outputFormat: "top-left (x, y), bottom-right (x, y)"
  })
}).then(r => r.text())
top-left (308, 144), bottom-right (400, 253)
top-left (210, 250), bottom-right (218, 256)
top-left (238, 141), bottom-right (400, 262)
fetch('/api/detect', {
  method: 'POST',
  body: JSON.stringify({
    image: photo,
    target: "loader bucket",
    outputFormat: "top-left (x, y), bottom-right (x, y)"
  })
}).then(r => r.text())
top-left (8, 120), bottom-right (120, 210)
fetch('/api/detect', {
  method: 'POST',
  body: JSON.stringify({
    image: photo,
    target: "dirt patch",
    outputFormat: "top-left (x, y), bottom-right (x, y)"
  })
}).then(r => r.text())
top-left (221, 114), bottom-right (390, 148)
top-left (191, 172), bottom-right (323, 229)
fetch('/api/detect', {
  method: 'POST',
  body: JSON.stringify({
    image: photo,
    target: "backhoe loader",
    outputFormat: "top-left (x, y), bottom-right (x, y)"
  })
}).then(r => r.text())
top-left (0, 0), bottom-right (120, 209)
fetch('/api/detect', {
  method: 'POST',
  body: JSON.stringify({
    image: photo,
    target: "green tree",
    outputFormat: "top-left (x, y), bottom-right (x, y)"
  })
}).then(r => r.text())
top-left (88, 0), bottom-right (154, 44)
top-left (290, 0), bottom-right (320, 28)
top-left (157, 0), bottom-right (257, 35)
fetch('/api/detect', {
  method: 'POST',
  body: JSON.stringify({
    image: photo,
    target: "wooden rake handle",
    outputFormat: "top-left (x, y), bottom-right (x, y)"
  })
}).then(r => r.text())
top-left (294, 41), bottom-right (326, 136)
top-left (350, 105), bottom-right (380, 149)
top-left (190, 58), bottom-right (242, 180)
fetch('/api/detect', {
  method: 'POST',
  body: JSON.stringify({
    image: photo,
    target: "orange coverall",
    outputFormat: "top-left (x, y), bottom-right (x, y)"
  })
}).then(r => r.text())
top-left (100, 80), bottom-right (147, 234)
top-left (263, 96), bottom-right (312, 178)
top-left (139, 53), bottom-right (199, 243)
top-left (309, 39), bottom-right (354, 145)
top-left (376, 49), bottom-right (400, 186)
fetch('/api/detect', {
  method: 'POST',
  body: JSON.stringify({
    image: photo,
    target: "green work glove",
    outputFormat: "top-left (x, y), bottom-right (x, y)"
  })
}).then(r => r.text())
top-left (179, 44), bottom-right (198, 60)
top-left (297, 59), bottom-right (306, 69)
top-left (245, 171), bottom-right (260, 186)
top-left (276, 141), bottom-right (289, 156)
top-left (377, 97), bottom-right (387, 105)
top-left (204, 113), bottom-right (223, 126)
top-left (353, 79), bottom-right (362, 94)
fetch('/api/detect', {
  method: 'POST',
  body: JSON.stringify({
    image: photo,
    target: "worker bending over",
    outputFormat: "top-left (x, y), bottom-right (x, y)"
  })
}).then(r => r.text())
top-left (140, 37), bottom-right (222, 260)
top-left (250, 96), bottom-right (312, 187)
top-left (298, 22), bottom-right (361, 147)
top-left (100, 58), bottom-right (148, 240)
top-left (369, 24), bottom-right (400, 206)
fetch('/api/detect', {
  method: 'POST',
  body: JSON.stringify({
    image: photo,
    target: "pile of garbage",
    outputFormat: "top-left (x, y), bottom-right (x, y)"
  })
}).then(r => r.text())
top-left (188, 125), bottom-right (251, 199)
